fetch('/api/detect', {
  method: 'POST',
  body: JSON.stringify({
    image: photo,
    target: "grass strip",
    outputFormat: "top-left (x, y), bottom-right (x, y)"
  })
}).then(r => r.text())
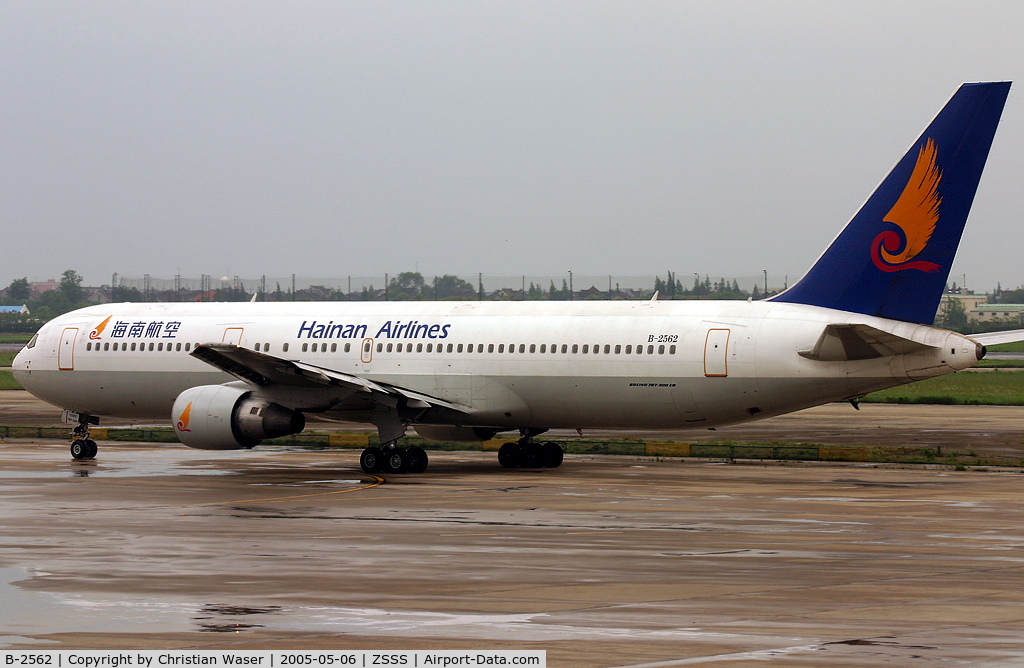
top-left (0, 370), bottom-right (22, 390)
top-left (862, 370), bottom-right (1024, 405)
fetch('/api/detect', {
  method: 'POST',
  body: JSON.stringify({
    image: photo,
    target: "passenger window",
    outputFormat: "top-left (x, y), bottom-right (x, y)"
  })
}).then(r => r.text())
top-left (322, 343), bottom-right (328, 352)
top-left (254, 343), bottom-right (260, 351)
top-left (658, 345), bottom-right (665, 354)
top-left (529, 344), bottom-right (536, 353)
top-left (519, 344), bottom-right (525, 353)
top-left (345, 343), bottom-right (351, 353)
top-left (572, 344), bottom-right (578, 354)
top-left (561, 344), bottom-right (567, 353)
top-left (302, 343), bottom-right (308, 352)
top-left (648, 345), bottom-right (654, 354)
top-left (377, 343), bottom-right (383, 352)
top-left (86, 342), bottom-right (92, 351)
top-left (478, 344), bottom-right (484, 353)
top-left (457, 344), bottom-right (464, 353)
top-left (669, 345), bottom-right (675, 354)
top-left (447, 343), bottom-right (454, 353)
top-left (282, 343), bottom-right (289, 352)
top-left (417, 343), bottom-right (423, 352)
top-left (104, 343), bottom-right (110, 351)
top-left (148, 343), bottom-right (154, 351)
top-left (604, 345), bottom-right (610, 354)
top-left (539, 344), bottom-right (546, 353)
top-left (467, 344), bottom-right (473, 353)
top-left (636, 346), bottom-right (642, 355)
top-left (131, 343), bottom-right (137, 351)
top-left (582, 345), bottom-right (589, 354)
top-left (593, 345), bottom-right (599, 354)
top-left (158, 343), bottom-right (163, 351)
top-left (625, 345), bottom-right (632, 354)
top-left (397, 343), bottom-right (403, 353)
top-left (498, 344), bottom-right (504, 353)
top-left (426, 343), bottom-right (433, 353)
top-left (614, 345), bottom-right (621, 354)
top-left (551, 344), bottom-right (557, 354)
top-left (387, 343), bottom-right (393, 352)
top-left (184, 343), bottom-right (190, 352)
top-left (176, 343), bottom-right (181, 352)
top-left (488, 344), bottom-right (494, 353)
top-left (331, 343), bottom-right (337, 353)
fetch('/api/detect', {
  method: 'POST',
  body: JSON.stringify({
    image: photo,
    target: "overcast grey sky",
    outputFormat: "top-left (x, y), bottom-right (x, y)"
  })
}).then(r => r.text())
top-left (1, 1), bottom-right (1021, 292)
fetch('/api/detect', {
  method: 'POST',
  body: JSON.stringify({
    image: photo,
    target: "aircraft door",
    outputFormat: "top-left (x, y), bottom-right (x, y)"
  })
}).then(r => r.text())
top-left (704, 328), bottom-right (730, 377)
top-left (361, 338), bottom-right (373, 369)
top-left (58, 327), bottom-right (78, 371)
top-left (222, 327), bottom-right (244, 346)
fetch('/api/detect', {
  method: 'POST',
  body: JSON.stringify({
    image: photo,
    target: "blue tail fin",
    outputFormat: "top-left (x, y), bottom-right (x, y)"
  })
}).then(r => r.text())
top-left (770, 82), bottom-right (1010, 324)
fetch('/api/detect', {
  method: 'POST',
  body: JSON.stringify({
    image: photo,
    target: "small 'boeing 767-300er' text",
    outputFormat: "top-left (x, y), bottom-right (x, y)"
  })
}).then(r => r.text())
top-left (13, 82), bottom-right (1021, 474)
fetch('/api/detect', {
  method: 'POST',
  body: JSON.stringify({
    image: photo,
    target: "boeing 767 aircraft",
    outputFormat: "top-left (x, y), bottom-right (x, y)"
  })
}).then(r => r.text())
top-left (12, 82), bottom-right (1019, 474)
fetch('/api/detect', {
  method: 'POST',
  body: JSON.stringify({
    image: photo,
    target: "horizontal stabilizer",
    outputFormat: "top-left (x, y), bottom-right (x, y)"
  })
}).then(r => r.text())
top-left (968, 329), bottom-right (1024, 346)
top-left (799, 323), bottom-right (936, 361)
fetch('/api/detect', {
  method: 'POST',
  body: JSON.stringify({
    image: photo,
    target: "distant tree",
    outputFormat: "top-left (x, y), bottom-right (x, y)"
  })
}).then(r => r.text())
top-left (59, 269), bottom-right (84, 305)
top-left (653, 276), bottom-right (665, 295)
top-left (6, 277), bottom-right (30, 302)
top-left (936, 297), bottom-right (968, 331)
top-left (112, 285), bottom-right (143, 302)
top-left (386, 272), bottom-right (426, 300)
top-left (434, 275), bottom-right (474, 299)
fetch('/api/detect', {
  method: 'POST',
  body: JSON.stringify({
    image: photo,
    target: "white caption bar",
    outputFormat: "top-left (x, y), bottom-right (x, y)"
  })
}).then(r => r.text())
top-left (2, 652), bottom-right (545, 668)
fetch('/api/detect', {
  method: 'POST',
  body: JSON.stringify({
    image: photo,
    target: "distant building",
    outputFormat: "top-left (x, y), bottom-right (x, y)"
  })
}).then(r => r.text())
top-left (936, 292), bottom-right (987, 320)
top-left (0, 305), bottom-right (29, 315)
top-left (969, 303), bottom-right (1024, 323)
top-left (29, 279), bottom-right (58, 299)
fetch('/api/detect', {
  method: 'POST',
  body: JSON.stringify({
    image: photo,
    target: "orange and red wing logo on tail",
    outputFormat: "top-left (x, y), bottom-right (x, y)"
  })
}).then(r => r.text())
top-left (176, 402), bottom-right (193, 432)
top-left (89, 315), bottom-right (112, 340)
top-left (871, 138), bottom-right (943, 273)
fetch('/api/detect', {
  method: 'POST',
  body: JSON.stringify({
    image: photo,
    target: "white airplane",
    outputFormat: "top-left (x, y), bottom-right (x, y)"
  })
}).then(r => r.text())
top-left (12, 82), bottom-right (1019, 474)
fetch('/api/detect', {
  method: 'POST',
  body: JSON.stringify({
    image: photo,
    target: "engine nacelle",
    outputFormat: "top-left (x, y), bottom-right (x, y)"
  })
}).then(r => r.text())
top-left (414, 425), bottom-right (498, 443)
top-left (172, 384), bottom-right (306, 450)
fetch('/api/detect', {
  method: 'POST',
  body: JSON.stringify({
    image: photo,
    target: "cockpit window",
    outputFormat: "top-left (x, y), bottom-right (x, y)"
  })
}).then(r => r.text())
top-left (26, 333), bottom-right (38, 349)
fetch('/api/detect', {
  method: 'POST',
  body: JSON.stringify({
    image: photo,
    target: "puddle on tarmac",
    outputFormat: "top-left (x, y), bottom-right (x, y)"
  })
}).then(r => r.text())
top-left (0, 567), bottom-right (764, 643)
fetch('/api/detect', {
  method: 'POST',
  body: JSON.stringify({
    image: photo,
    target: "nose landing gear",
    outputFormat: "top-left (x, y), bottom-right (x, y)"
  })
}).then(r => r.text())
top-left (69, 415), bottom-right (98, 460)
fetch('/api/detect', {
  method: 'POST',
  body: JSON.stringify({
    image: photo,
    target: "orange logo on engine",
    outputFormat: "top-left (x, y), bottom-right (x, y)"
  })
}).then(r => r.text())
top-left (177, 402), bottom-right (193, 432)
top-left (89, 315), bottom-right (112, 340)
top-left (871, 138), bottom-right (942, 273)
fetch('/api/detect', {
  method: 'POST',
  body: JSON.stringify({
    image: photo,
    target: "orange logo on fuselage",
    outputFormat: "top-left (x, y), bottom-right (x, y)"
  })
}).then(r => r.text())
top-left (871, 138), bottom-right (942, 273)
top-left (177, 402), bottom-right (193, 432)
top-left (89, 315), bottom-right (112, 340)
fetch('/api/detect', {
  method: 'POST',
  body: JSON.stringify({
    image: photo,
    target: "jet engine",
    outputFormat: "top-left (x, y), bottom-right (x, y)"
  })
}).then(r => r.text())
top-left (172, 384), bottom-right (305, 450)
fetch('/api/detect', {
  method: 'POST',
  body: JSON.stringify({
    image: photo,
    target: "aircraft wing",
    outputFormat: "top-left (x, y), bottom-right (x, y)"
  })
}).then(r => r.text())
top-left (190, 343), bottom-right (468, 412)
top-left (968, 329), bottom-right (1024, 346)
top-left (799, 323), bottom-right (936, 361)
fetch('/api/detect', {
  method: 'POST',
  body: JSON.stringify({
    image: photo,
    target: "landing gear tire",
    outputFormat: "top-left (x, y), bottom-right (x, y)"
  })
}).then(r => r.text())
top-left (384, 448), bottom-right (407, 474)
top-left (498, 442), bottom-right (519, 468)
top-left (406, 446), bottom-right (429, 474)
top-left (85, 439), bottom-right (98, 459)
top-left (70, 439), bottom-right (89, 460)
top-left (542, 442), bottom-right (563, 468)
top-left (360, 447), bottom-right (384, 473)
top-left (523, 442), bottom-right (545, 468)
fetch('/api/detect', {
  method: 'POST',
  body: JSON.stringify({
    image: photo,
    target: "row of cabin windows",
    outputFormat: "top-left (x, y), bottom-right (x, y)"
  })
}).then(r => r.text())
top-left (86, 341), bottom-right (197, 352)
top-left (373, 342), bottom-right (676, 355)
top-left (84, 340), bottom-right (676, 357)
top-left (299, 342), bottom-right (351, 353)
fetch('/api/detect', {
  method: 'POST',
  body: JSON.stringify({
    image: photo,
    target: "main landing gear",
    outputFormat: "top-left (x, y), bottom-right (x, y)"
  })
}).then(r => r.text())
top-left (360, 441), bottom-right (429, 475)
top-left (498, 437), bottom-right (563, 469)
top-left (70, 416), bottom-right (98, 460)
